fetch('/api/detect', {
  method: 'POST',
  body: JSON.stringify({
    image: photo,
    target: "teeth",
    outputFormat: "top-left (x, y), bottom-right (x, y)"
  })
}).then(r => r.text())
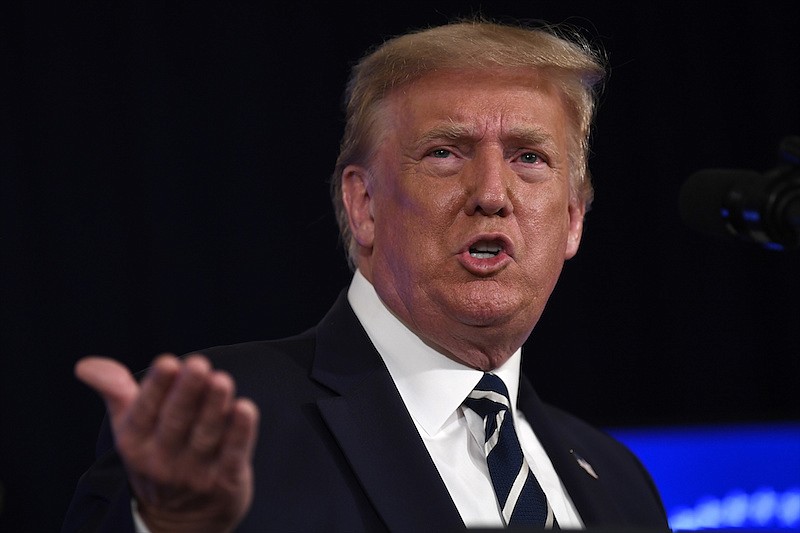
top-left (469, 242), bottom-right (502, 258)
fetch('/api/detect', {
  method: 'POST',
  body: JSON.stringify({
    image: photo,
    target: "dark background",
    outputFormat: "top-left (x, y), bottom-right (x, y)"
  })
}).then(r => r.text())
top-left (2, 1), bottom-right (799, 530)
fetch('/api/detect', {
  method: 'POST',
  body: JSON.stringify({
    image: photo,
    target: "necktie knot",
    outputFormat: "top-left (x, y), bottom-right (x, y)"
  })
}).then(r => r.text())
top-left (463, 372), bottom-right (511, 419)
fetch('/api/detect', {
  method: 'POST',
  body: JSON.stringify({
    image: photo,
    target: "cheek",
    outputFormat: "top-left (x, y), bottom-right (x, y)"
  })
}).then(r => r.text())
top-left (519, 189), bottom-right (572, 251)
top-left (387, 178), bottom-right (464, 233)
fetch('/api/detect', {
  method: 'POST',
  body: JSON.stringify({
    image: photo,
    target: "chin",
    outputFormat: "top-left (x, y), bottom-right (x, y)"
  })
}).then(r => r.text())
top-left (446, 286), bottom-right (531, 328)
top-left (449, 352), bottom-right (512, 372)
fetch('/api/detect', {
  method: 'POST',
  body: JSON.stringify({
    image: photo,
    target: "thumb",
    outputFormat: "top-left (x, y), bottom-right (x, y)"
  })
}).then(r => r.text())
top-left (75, 356), bottom-right (140, 419)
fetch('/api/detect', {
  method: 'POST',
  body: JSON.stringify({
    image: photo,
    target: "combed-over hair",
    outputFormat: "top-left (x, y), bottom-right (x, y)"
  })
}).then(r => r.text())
top-left (330, 19), bottom-right (606, 268)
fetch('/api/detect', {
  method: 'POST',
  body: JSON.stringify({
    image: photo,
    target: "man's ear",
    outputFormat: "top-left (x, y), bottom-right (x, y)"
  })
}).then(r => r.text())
top-left (341, 165), bottom-right (375, 249)
top-left (564, 200), bottom-right (586, 260)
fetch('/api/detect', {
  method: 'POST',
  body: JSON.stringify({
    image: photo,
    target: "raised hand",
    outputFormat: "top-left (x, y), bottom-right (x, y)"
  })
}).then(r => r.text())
top-left (75, 354), bottom-right (259, 533)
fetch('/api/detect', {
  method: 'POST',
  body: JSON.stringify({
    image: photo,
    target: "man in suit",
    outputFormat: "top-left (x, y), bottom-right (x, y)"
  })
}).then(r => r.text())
top-left (64, 20), bottom-right (669, 532)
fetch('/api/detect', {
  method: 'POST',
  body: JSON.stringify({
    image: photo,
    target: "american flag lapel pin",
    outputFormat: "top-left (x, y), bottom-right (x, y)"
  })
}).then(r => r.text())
top-left (570, 449), bottom-right (599, 479)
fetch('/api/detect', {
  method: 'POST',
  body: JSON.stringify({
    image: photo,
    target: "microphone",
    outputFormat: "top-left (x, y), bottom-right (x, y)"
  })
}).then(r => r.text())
top-left (679, 136), bottom-right (800, 250)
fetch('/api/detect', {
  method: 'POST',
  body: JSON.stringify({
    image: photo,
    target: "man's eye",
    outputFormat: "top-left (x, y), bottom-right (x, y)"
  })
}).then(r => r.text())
top-left (519, 152), bottom-right (540, 164)
top-left (429, 149), bottom-right (452, 159)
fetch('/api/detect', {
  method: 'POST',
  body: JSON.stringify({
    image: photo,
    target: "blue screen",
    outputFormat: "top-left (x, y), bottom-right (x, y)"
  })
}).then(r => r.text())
top-left (610, 423), bottom-right (800, 531)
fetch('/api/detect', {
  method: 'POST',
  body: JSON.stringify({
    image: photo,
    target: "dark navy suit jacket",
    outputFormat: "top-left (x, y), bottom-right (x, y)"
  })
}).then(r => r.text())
top-left (62, 292), bottom-right (669, 532)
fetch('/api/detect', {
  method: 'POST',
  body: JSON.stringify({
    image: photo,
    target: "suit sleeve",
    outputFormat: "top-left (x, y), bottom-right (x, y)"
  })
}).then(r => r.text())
top-left (61, 419), bottom-right (137, 533)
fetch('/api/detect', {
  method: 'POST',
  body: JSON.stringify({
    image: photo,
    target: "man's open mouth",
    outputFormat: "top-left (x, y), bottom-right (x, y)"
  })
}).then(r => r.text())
top-left (469, 241), bottom-right (502, 259)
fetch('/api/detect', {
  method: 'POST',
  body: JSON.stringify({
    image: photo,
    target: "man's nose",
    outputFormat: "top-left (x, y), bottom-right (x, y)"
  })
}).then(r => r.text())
top-left (463, 152), bottom-right (514, 217)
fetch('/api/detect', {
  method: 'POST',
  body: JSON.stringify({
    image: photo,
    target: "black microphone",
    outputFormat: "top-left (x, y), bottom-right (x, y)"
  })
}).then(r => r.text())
top-left (679, 136), bottom-right (800, 250)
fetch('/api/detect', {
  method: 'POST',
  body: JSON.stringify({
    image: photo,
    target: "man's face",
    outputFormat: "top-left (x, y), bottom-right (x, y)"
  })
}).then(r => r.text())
top-left (342, 68), bottom-right (584, 370)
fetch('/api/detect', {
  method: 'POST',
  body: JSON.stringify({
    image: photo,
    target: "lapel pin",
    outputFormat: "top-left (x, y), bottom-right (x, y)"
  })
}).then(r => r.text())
top-left (570, 449), bottom-right (599, 479)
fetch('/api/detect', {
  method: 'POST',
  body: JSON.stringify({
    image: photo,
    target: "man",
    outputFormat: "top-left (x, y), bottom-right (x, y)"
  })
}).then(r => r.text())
top-left (64, 20), bottom-right (669, 532)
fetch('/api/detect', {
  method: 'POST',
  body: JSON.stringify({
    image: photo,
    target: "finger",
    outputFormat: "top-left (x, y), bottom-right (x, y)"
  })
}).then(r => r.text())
top-left (75, 357), bottom-right (139, 420)
top-left (155, 355), bottom-right (212, 453)
top-left (219, 398), bottom-right (260, 483)
top-left (187, 370), bottom-right (235, 458)
top-left (122, 354), bottom-right (181, 437)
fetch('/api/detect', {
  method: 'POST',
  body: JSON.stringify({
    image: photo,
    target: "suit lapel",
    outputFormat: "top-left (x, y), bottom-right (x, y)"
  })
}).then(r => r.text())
top-left (311, 293), bottom-right (464, 531)
top-left (518, 376), bottom-right (627, 527)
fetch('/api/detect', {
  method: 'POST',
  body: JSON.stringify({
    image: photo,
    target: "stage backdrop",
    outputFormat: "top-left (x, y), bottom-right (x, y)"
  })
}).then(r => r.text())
top-left (2, 2), bottom-right (799, 530)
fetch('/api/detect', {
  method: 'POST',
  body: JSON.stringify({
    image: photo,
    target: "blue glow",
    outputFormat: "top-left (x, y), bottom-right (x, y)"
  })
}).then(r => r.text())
top-left (721, 208), bottom-right (731, 218)
top-left (764, 242), bottom-right (785, 251)
top-left (610, 423), bottom-right (800, 531)
top-left (743, 209), bottom-right (761, 222)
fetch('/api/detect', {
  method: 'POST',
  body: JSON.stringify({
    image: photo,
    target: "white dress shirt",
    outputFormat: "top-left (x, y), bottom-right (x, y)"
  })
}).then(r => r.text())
top-left (348, 270), bottom-right (584, 529)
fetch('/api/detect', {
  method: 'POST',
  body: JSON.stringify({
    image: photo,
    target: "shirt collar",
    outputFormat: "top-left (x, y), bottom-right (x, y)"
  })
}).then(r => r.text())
top-left (347, 270), bottom-right (523, 436)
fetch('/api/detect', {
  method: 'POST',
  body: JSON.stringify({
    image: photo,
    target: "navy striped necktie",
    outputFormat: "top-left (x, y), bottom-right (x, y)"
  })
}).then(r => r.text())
top-left (464, 373), bottom-right (557, 528)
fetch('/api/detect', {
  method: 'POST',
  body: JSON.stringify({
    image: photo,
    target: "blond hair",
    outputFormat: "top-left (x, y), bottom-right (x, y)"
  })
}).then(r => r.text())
top-left (331, 19), bottom-right (606, 267)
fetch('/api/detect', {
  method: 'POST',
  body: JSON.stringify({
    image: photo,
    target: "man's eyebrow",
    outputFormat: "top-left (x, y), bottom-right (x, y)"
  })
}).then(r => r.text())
top-left (506, 126), bottom-right (563, 159)
top-left (505, 126), bottom-right (556, 147)
top-left (411, 123), bottom-right (562, 157)
top-left (415, 124), bottom-right (556, 144)
top-left (412, 122), bottom-right (477, 148)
